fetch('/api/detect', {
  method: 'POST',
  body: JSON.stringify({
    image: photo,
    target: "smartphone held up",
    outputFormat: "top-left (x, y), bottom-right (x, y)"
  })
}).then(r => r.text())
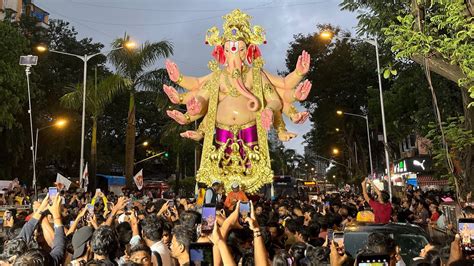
top-left (201, 204), bottom-right (216, 235)
top-left (48, 187), bottom-right (58, 204)
top-left (239, 202), bottom-right (250, 226)
top-left (458, 218), bottom-right (474, 257)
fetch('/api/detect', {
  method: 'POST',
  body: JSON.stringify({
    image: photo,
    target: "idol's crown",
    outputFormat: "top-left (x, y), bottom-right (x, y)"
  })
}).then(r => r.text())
top-left (206, 9), bottom-right (266, 46)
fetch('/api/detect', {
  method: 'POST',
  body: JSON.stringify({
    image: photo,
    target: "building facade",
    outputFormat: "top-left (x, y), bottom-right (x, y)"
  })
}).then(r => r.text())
top-left (0, 0), bottom-right (49, 27)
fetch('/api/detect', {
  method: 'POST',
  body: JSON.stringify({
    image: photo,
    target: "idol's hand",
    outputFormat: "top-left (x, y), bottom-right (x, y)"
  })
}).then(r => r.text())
top-left (186, 97), bottom-right (202, 116)
top-left (291, 111), bottom-right (310, 124)
top-left (278, 130), bottom-right (297, 142)
top-left (163, 85), bottom-right (180, 104)
top-left (180, 130), bottom-right (203, 141)
top-left (261, 108), bottom-right (273, 131)
top-left (166, 110), bottom-right (188, 125)
top-left (165, 59), bottom-right (181, 83)
top-left (294, 80), bottom-right (312, 101)
top-left (295, 50), bottom-right (311, 75)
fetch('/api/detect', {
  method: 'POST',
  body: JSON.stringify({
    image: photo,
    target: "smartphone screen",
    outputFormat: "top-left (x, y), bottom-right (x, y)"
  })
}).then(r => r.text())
top-left (201, 205), bottom-right (216, 235)
top-left (86, 203), bottom-right (94, 221)
top-left (168, 200), bottom-right (175, 208)
top-left (48, 187), bottom-right (58, 204)
top-left (189, 242), bottom-right (213, 266)
top-left (327, 229), bottom-right (334, 242)
top-left (239, 202), bottom-right (250, 225)
top-left (333, 232), bottom-right (344, 246)
top-left (49, 187), bottom-right (58, 198)
top-left (357, 254), bottom-right (390, 266)
top-left (458, 218), bottom-right (474, 257)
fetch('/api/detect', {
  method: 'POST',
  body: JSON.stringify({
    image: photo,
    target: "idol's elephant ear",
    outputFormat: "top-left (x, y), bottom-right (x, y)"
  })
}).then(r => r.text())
top-left (246, 44), bottom-right (262, 65)
top-left (212, 45), bottom-right (226, 65)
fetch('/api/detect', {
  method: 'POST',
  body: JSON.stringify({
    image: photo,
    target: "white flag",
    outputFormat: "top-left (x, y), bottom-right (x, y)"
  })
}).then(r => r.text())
top-left (83, 163), bottom-right (89, 192)
top-left (56, 173), bottom-right (72, 191)
top-left (133, 169), bottom-right (144, 190)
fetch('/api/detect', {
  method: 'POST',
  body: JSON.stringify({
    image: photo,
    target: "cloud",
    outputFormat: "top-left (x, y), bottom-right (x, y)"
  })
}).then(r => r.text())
top-left (38, 0), bottom-right (358, 154)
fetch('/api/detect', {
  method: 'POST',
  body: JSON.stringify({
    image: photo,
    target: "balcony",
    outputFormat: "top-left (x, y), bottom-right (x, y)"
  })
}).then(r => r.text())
top-left (35, 20), bottom-right (48, 28)
top-left (24, 2), bottom-right (49, 27)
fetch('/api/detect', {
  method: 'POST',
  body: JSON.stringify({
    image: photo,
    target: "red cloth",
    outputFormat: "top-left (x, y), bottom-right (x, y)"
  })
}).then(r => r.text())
top-left (430, 211), bottom-right (440, 222)
top-left (369, 199), bottom-right (392, 223)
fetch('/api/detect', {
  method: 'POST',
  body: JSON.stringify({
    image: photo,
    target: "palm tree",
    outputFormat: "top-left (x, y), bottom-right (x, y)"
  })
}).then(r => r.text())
top-left (108, 36), bottom-right (173, 185)
top-left (61, 75), bottom-right (129, 189)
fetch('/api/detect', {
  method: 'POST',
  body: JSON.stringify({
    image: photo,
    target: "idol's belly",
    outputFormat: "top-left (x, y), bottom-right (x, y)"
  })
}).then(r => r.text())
top-left (216, 95), bottom-right (256, 126)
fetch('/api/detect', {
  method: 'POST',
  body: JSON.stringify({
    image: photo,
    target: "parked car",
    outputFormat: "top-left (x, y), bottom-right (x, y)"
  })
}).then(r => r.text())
top-left (342, 222), bottom-right (431, 264)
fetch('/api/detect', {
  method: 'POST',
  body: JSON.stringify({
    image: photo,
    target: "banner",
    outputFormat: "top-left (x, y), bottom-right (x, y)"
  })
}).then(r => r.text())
top-left (56, 173), bottom-right (72, 191)
top-left (133, 169), bottom-right (144, 190)
top-left (83, 163), bottom-right (89, 192)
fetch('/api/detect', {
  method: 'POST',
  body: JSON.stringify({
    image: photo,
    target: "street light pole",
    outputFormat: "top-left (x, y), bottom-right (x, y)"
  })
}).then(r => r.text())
top-left (26, 65), bottom-right (37, 199)
top-left (365, 115), bottom-right (374, 175)
top-left (338, 111), bottom-right (374, 176)
top-left (19, 55), bottom-right (38, 199)
top-left (80, 55), bottom-right (88, 188)
top-left (374, 40), bottom-right (392, 201)
top-left (324, 32), bottom-right (392, 200)
top-left (39, 47), bottom-right (123, 188)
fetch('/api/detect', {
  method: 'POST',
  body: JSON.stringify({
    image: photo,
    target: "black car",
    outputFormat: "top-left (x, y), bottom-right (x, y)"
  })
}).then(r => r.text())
top-left (342, 222), bottom-right (431, 264)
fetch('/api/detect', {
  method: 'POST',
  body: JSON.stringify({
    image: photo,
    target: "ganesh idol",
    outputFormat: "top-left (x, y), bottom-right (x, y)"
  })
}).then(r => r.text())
top-left (164, 9), bottom-right (312, 192)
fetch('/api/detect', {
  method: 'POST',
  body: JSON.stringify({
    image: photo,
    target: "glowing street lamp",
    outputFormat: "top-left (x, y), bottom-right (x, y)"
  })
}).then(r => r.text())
top-left (124, 40), bottom-right (137, 49)
top-left (36, 40), bottom-right (137, 187)
top-left (335, 128), bottom-right (340, 132)
top-left (332, 148), bottom-right (340, 156)
top-left (35, 118), bottom-right (68, 162)
top-left (142, 141), bottom-right (149, 147)
top-left (320, 30), bottom-right (333, 40)
top-left (55, 119), bottom-right (67, 127)
top-left (336, 110), bottom-right (343, 116)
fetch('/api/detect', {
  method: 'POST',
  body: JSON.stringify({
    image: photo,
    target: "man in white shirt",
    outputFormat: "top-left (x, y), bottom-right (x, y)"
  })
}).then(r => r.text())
top-left (130, 214), bottom-right (171, 265)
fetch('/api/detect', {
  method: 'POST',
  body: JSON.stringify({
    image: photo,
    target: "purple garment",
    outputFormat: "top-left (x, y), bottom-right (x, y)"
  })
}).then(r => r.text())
top-left (215, 124), bottom-right (258, 158)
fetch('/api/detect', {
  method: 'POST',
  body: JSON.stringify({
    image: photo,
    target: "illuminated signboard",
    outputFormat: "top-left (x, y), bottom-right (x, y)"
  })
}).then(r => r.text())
top-left (394, 157), bottom-right (432, 174)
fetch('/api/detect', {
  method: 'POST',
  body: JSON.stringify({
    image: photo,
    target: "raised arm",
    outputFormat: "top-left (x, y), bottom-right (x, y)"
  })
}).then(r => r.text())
top-left (48, 195), bottom-right (66, 266)
top-left (369, 180), bottom-right (384, 204)
top-left (167, 84), bottom-right (210, 125)
top-left (66, 207), bottom-right (87, 236)
top-left (248, 201), bottom-right (270, 266)
top-left (41, 217), bottom-right (55, 248)
top-left (361, 179), bottom-right (371, 203)
top-left (18, 195), bottom-right (49, 243)
top-left (262, 50), bottom-right (310, 90)
top-left (104, 196), bottom-right (128, 227)
top-left (210, 223), bottom-right (236, 266)
top-left (166, 59), bottom-right (212, 91)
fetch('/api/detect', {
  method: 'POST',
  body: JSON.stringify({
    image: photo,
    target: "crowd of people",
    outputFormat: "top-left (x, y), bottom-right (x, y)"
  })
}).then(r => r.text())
top-left (0, 178), bottom-right (472, 265)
